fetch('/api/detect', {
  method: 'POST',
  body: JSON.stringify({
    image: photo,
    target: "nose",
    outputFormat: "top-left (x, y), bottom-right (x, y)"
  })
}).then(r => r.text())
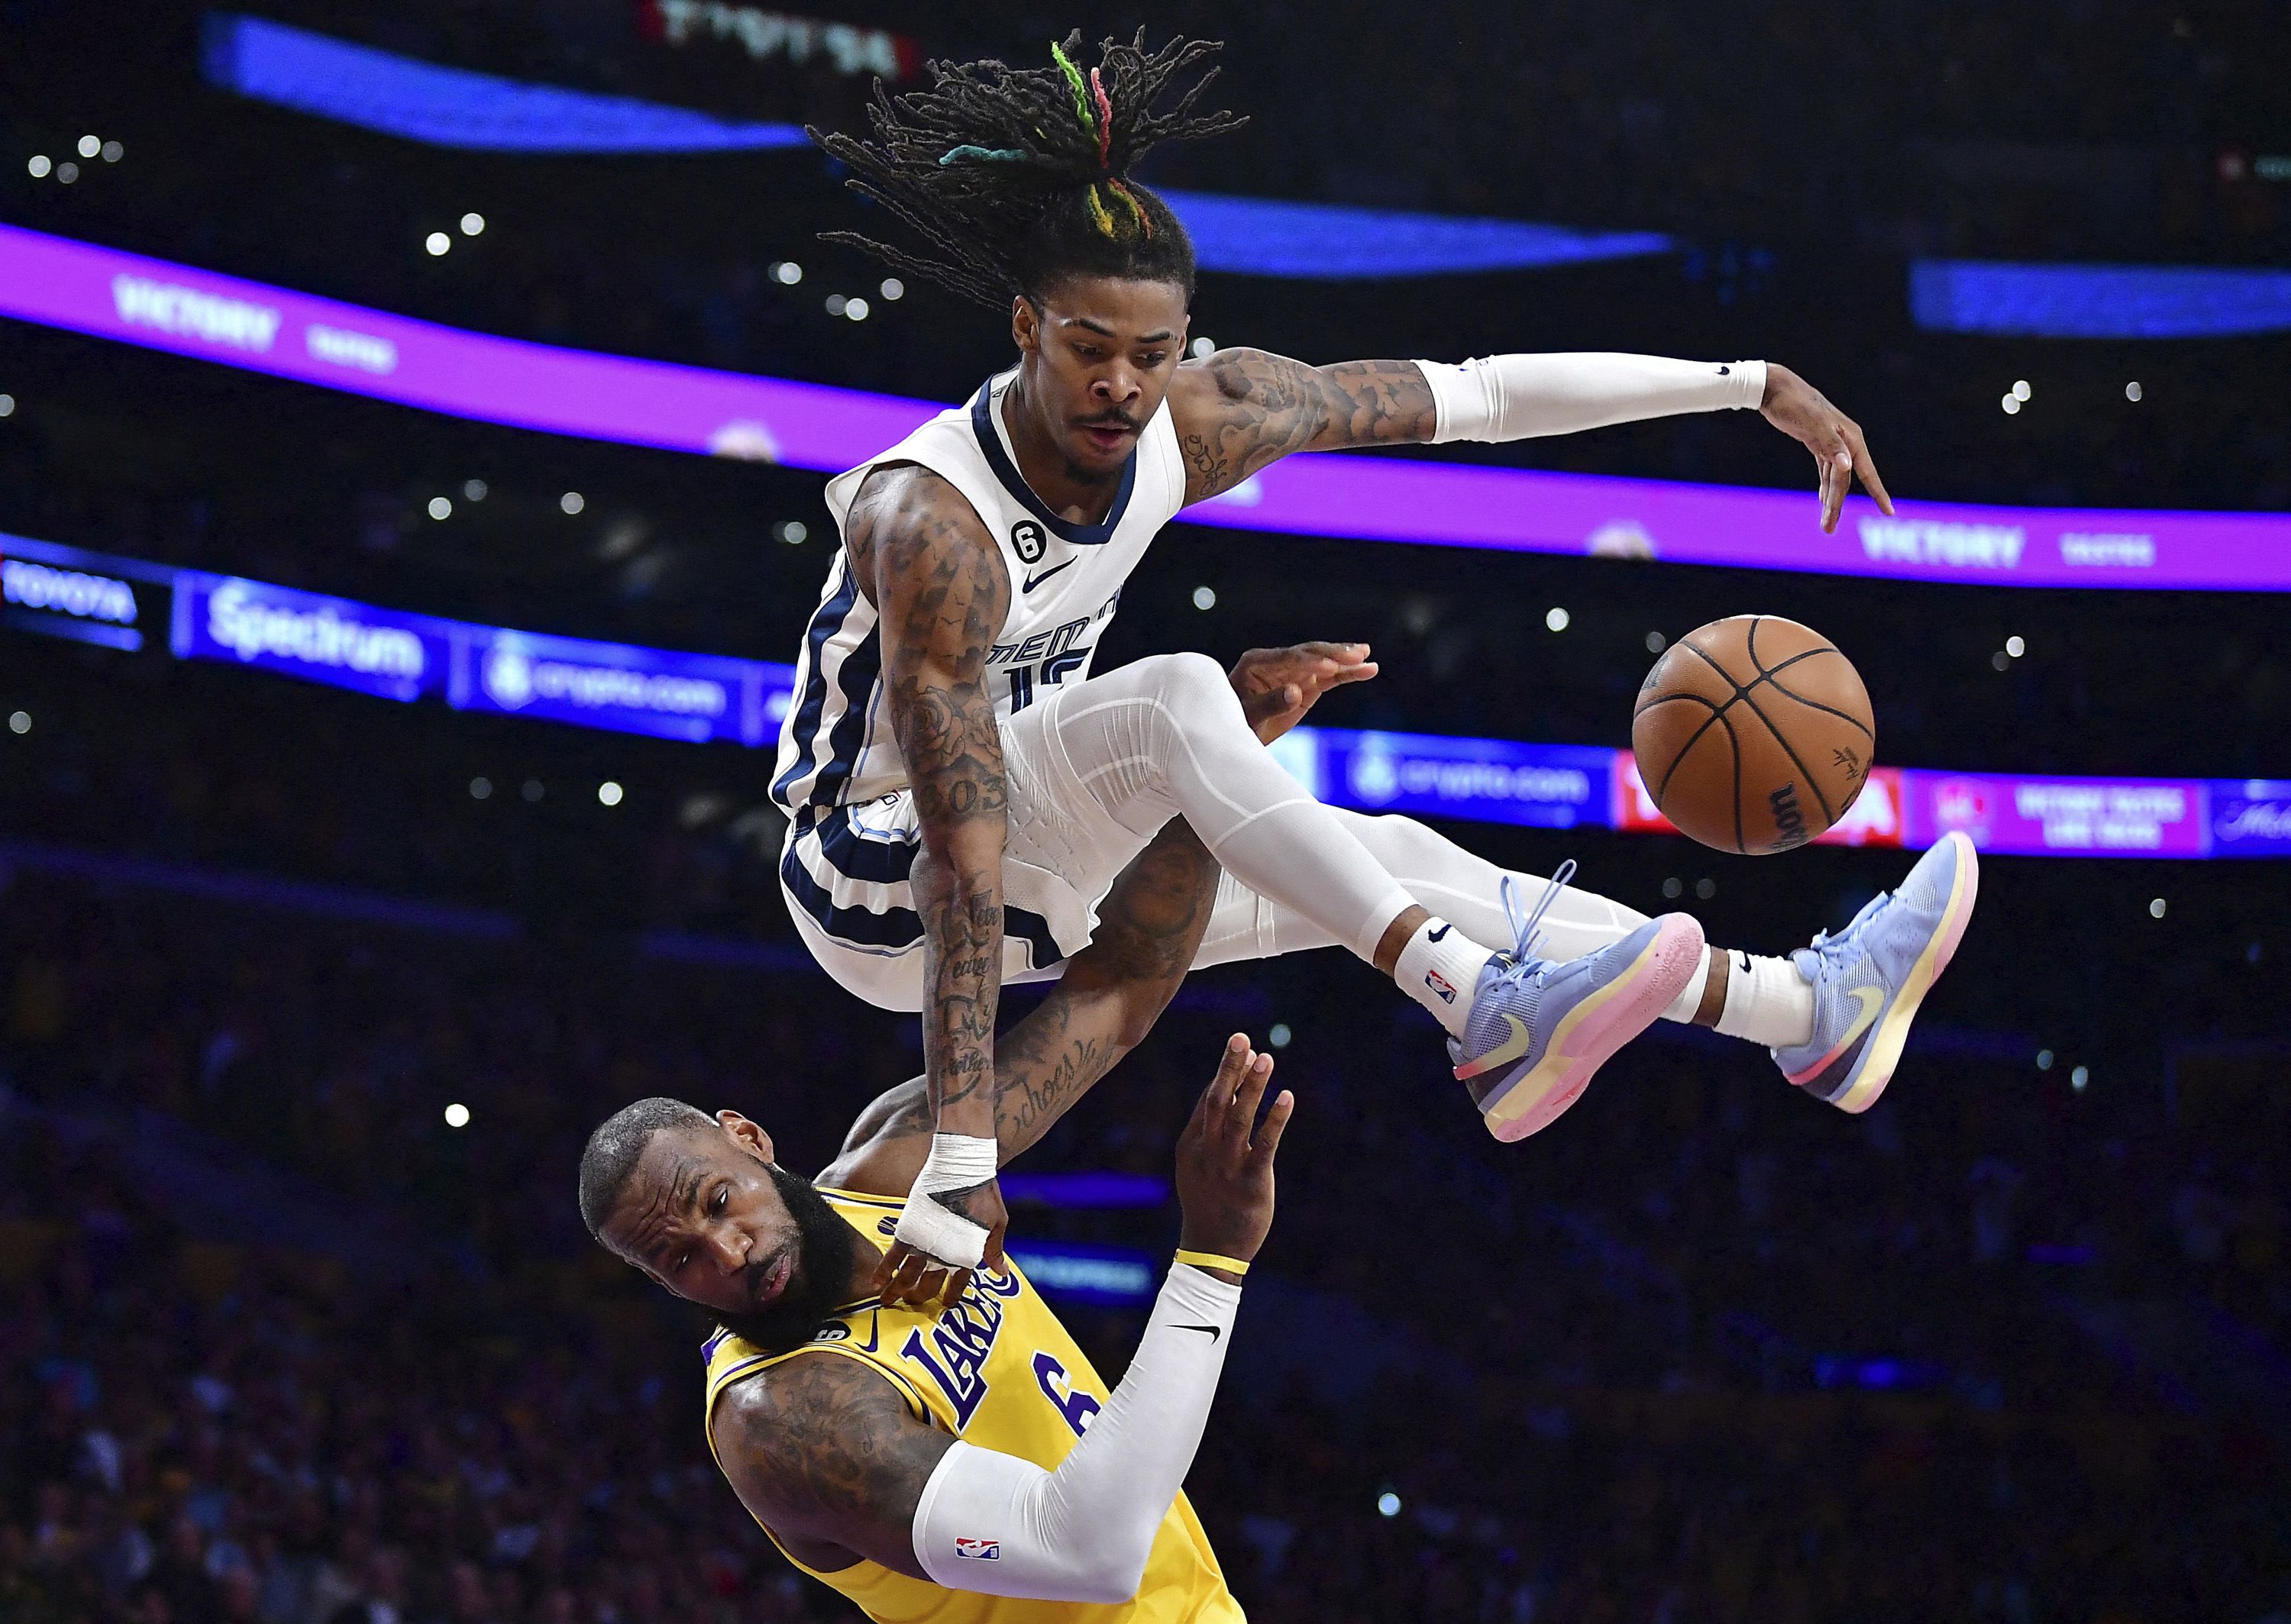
top-left (706, 1225), bottom-right (749, 1274)
top-left (1093, 363), bottom-right (1140, 406)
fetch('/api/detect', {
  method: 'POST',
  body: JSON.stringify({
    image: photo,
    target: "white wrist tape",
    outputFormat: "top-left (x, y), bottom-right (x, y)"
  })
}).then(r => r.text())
top-left (1417, 353), bottom-right (1766, 444)
top-left (910, 1263), bottom-right (1241, 1603)
top-left (894, 1133), bottom-right (1000, 1269)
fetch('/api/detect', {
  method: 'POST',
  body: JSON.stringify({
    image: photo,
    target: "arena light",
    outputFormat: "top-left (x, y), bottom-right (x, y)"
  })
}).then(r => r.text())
top-left (1545, 605), bottom-right (1570, 631)
top-left (469, 776), bottom-right (491, 799)
top-left (2005, 634), bottom-right (2025, 657)
top-left (2125, 381), bottom-right (2143, 402)
top-left (77, 136), bottom-right (99, 159)
top-left (598, 780), bottom-right (624, 806)
top-left (462, 478), bottom-right (486, 501)
top-left (55, 162), bottom-right (78, 184)
top-left (444, 1102), bottom-right (471, 1127)
top-left (459, 211), bottom-right (484, 236)
top-left (200, 11), bottom-right (809, 153)
top-left (27, 155), bottom-right (50, 178)
top-left (559, 491), bottom-right (584, 515)
top-left (427, 496), bottom-right (451, 519)
top-left (11, 221), bottom-right (2291, 591)
top-left (7, 711), bottom-right (27, 735)
top-left (1192, 586), bottom-right (1217, 610)
top-left (101, 141), bottom-right (122, 163)
top-left (1913, 258), bottom-right (2291, 339)
top-left (0, 395), bottom-right (14, 417)
top-left (424, 231), bottom-right (449, 256)
top-left (2011, 379), bottom-right (2031, 402)
top-left (1268, 1022), bottom-right (1292, 1048)
top-left (877, 278), bottom-right (903, 301)
top-left (2149, 896), bottom-right (2167, 918)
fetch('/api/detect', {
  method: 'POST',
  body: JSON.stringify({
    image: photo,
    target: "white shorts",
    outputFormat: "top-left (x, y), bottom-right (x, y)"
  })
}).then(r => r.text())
top-left (780, 673), bottom-right (1156, 1012)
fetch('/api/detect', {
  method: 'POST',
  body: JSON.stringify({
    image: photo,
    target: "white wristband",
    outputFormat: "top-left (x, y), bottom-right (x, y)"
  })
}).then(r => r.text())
top-left (895, 1133), bottom-right (1000, 1269)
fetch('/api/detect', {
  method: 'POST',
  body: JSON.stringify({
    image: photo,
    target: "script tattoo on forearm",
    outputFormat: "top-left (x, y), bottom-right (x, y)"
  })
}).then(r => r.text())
top-left (1178, 350), bottom-right (1440, 505)
top-left (853, 472), bottom-right (1012, 1134)
top-left (860, 822), bottom-right (1222, 1165)
top-left (721, 1356), bottom-right (948, 1562)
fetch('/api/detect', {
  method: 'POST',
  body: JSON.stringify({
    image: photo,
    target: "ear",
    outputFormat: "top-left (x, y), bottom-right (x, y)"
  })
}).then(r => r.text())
top-left (1011, 295), bottom-right (1040, 354)
top-left (716, 1110), bottom-right (776, 1167)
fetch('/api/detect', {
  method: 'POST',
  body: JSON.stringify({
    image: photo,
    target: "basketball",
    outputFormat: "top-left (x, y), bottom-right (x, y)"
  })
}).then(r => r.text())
top-left (1631, 615), bottom-right (1876, 854)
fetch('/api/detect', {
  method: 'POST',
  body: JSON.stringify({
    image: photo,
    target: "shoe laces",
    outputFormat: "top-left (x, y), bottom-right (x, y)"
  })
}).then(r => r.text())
top-left (1498, 858), bottom-right (1578, 971)
top-left (1801, 886), bottom-right (1893, 967)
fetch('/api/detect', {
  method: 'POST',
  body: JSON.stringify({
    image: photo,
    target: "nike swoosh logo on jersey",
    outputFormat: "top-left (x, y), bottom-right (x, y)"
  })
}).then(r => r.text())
top-left (1175, 1323), bottom-right (1223, 1342)
top-left (1023, 558), bottom-right (1077, 592)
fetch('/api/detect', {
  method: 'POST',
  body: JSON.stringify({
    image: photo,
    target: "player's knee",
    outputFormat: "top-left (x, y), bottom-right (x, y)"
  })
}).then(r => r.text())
top-left (1147, 650), bottom-right (1229, 705)
top-left (1146, 651), bottom-right (1246, 732)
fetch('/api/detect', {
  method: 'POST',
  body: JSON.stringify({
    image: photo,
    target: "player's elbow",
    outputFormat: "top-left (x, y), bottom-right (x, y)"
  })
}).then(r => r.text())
top-left (1053, 1526), bottom-right (1157, 1605)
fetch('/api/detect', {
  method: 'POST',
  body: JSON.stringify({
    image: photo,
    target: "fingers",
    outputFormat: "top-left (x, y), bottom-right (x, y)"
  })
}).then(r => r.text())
top-left (1323, 660), bottom-right (1379, 689)
top-left (1224, 1051), bottom-right (1274, 1148)
top-left (1249, 1088), bottom-right (1295, 1164)
top-left (1818, 444), bottom-right (1847, 534)
top-left (1192, 1033), bottom-right (1252, 1133)
top-left (1844, 423), bottom-right (1893, 515)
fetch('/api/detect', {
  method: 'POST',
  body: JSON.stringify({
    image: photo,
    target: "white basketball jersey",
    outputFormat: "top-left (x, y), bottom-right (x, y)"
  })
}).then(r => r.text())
top-left (771, 368), bottom-right (1186, 822)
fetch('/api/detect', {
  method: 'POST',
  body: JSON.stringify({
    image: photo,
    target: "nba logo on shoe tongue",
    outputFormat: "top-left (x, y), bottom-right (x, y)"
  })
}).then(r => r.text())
top-left (1425, 969), bottom-right (1458, 1005)
top-left (953, 1538), bottom-right (1001, 1561)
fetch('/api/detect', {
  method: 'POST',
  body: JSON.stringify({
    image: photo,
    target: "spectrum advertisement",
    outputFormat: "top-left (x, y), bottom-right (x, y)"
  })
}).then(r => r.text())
top-left (2, 530), bottom-right (2281, 860)
top-left (7, 223), bottom-right (2291, 592)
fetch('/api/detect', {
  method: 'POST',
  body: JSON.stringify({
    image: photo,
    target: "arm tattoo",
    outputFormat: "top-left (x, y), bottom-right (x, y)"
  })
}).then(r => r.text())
top-left (716, 1356), bottom-right (950, 1570)
top-left (837, 822), bottom-right (1222, 1180)
top-left (1176, 350), bottom-right (1440, 505)
top-left (851, 469), bottom-right (1013, 1132)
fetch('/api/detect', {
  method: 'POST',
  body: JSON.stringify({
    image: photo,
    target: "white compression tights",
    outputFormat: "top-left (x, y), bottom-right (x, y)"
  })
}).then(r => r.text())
top-left (1188, 806), bottom-right (1656, 973)
top-left (1041, 652), bottom-right (1653, 977)
top-left (1046, 652), bottom-right (1420, 963)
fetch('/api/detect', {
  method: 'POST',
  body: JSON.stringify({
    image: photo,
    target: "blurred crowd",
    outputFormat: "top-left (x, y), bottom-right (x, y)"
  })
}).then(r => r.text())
top-left (3, 853), bottom-right (2288, 1622)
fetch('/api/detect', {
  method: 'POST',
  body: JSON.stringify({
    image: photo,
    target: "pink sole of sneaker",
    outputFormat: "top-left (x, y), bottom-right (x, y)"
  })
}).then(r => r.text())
top-left (1479, 914), bottom-right (1707, 1142)
top-left (1823, 831), bottom-right (1981, 1115)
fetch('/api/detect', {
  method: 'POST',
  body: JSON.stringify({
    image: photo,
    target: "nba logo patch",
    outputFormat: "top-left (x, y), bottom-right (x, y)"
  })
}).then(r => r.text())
top-left (1424, 969), bottom-right (1457, 1005)
top-left (953, 1538), bottom-right (1001, 1561)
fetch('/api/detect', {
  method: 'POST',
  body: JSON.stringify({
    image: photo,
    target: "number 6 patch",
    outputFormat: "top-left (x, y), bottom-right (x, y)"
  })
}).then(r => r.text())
top-left (1010, 520), bottom-right (1048, 564)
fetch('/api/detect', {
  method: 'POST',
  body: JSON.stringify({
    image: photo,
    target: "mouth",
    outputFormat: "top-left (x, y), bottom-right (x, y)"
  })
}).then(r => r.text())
top-left (747, 1248), bottom-right (794, 1308)
top-left (1075, 421), bottom-right (1135, 454)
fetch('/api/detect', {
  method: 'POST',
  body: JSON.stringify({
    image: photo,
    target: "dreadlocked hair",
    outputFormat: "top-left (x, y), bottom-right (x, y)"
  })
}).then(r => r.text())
top-left (807, 30), bottom-right (1246, 309)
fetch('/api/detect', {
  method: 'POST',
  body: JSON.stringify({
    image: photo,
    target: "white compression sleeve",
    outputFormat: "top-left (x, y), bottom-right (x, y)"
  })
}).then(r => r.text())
top-left (910, 1263), bottom-right (1240, 1603)
top-left (1417, 353), bottom-right (1766, 444)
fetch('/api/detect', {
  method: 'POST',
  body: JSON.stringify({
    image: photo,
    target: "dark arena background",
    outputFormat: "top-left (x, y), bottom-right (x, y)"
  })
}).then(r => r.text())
top-left (5, 4), bottom-right (2291, 1621)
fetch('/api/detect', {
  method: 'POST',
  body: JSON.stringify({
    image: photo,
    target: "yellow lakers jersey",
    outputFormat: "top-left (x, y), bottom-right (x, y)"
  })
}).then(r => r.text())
top-left (703, 1187), bottom-right (1243, 1624)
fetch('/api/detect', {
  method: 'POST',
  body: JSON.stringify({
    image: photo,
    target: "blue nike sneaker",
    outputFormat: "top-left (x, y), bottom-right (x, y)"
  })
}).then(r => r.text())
top-left (1774, 831), bottom-right (1980, 1113)
top-left (1449, 862), bottom-right (1706, 1142)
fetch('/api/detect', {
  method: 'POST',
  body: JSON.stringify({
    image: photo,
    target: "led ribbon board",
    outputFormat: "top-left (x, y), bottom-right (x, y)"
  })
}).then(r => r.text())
top-left (5, 531), bottom-right (2285, 860)
top-left (7, 224), bottom-right (2289, 591)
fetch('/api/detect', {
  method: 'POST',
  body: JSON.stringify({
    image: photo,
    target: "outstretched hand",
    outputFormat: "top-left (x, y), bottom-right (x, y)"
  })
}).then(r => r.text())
top-left (1758, 364), bottom-right (1895, 535)
top-left (1229, 642), bottom-right (1378, 743)
top-left (1173, 1035), bottom-right (1293, 1269)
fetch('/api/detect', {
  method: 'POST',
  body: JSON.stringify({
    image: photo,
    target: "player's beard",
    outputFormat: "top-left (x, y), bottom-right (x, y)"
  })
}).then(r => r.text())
top-left (707, 1163), bottom-right (861, 1354)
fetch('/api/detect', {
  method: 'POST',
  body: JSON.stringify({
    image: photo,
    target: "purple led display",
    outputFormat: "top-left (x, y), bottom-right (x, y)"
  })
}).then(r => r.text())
top-left (7, 224), bottom-right (2291, 591)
